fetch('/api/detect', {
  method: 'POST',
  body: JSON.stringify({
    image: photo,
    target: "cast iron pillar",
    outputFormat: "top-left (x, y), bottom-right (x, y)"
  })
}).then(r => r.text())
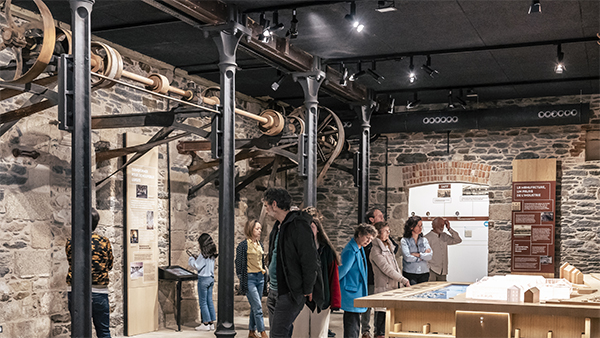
top-left (203, 12), bottom-right (249, 338)
top-left (293, 61), bottom-right (326, 207)
top-left (68, 1), bottom-right (94, 337)
top-left (357, 91), bottom-right (377, 225)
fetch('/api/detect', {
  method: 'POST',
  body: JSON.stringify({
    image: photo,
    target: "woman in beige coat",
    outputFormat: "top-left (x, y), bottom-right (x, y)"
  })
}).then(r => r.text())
top-left (370, 222), bottom-right (410, 338)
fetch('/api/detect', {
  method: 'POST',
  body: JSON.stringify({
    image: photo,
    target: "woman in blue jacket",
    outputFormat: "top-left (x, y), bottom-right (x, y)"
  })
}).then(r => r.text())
top-left (339, 224), bottom-right (377, 338)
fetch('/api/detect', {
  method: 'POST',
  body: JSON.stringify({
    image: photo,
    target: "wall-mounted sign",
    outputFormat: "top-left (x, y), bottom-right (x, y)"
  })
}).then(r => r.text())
top-left (511, 159), bottom-right (556, 277)
top-left (125, 133), bottom-right (159, 335)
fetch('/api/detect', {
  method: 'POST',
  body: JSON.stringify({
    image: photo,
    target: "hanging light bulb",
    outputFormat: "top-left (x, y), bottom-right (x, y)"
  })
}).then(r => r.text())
top-left (554, 44), bottom-right (565, 74)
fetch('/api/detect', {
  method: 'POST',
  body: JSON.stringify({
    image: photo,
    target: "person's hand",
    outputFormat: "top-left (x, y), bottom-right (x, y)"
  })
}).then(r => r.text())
top-left (186, 249), bottom-right (197, 259)
top-left (424, 248), bottom-right (431, 253)
top-left (305, 293), bottom-right (313, 302)
top-left (411, 252), bottom-right (420, 258)
top-left (402, 279), bottom-right (410, 287)
top-left (445, 220), bottom-right (451, 230)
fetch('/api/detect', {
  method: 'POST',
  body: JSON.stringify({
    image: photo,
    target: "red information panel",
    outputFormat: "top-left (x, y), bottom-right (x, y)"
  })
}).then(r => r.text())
top-left (511, 181), bottom-right (555, 274)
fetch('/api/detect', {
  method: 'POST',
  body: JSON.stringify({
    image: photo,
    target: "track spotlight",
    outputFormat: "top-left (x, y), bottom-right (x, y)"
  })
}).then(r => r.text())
top-left (339, 63), bottom-right (348, 86)
top-left (447, 90), bottom-right (455, 109)
top-left (406, 92), bottom-right (421, 109)
top-left (271, 73), bottom-right (285, 91)
top-left (270, 11), bottom-right (285, 32)
top-left (554, 44), bottom-right (565, 74)
top-left (367, 62), bottom-right (384, 84)
top-left (349, 63), bottom-right (366, 81)
top-left (409, 56), bottom-right (416, 84)
top-left (528, 0), bottom-right (541, 14)
top-left (258, 12), bottom-right (271, 43)
top-left (375, 1), bottom-right (397, 13)
top-left (421, 55), bottom-right (439, 78)
top-left (286, 9), bottom-right (299, 39)
top-left (345, 2), bottom-right (364, 32)
top-left (466, 88), bottom-right (478, 98)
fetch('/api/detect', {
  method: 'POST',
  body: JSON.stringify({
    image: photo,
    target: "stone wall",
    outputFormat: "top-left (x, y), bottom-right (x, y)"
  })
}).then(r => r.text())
top-left (311, 94), bottom-right (600, 277)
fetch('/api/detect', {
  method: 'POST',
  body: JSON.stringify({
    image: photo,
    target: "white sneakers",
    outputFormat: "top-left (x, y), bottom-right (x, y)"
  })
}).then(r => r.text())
top-left (195, 323), bottom-right (214, 331)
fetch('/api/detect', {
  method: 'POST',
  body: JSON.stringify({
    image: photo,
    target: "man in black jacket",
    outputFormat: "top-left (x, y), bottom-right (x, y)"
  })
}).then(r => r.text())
top-left (264, 188), bottom-right (319, 338)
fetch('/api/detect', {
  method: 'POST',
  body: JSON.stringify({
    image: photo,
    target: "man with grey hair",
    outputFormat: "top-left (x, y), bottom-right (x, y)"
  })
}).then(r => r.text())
top-left (424, 217), bottom-right (462, 281)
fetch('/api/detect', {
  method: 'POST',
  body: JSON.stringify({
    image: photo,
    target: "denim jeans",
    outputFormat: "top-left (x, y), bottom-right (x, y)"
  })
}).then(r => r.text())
top-left (68, 291), bottom-right (111, 338)
top-left (343, 311), bottom-right (361, 338)
top-left (197, 276), bottom-right (216, 323)
top-left (270, 292), bottom-right (304, 338)
top-left (247, 272), bottom-right (266, 332)
top-left (373, 311), bottom-right (386, 337)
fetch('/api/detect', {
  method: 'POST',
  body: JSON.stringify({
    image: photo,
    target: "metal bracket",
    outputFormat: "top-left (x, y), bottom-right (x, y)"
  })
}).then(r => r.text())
top-left (58, 54), bottom-right (74, 131)
top-left (298, 133), bottom-right (308, 177)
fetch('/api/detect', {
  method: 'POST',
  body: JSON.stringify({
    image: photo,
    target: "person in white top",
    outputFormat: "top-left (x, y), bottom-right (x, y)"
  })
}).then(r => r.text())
top-left (424, 218), bottom-right (462, 281)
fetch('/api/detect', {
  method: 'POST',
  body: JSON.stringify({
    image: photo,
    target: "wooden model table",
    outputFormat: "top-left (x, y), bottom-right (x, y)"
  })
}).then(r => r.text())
top-left (355, 275), bottom-right (600, 338)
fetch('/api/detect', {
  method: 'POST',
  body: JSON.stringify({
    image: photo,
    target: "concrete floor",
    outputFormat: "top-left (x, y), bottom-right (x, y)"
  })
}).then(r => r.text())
top-left (120, 310), bottom-right (347, 338)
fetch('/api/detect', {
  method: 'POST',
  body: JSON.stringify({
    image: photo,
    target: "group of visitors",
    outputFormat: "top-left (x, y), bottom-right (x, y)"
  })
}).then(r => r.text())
top-left (184, 187), bottom-right (462, 338)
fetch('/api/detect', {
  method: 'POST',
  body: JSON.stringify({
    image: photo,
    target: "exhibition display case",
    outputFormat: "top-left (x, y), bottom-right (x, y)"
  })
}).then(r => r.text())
top-left (355, 274), bottom-right (600, 338)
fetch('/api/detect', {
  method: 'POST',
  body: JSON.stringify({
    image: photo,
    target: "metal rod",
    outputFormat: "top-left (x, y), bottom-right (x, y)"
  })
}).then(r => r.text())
top-left (91, 72), bottom-right (269, 124)
top-left (69, 1), bottom-right (94, 337)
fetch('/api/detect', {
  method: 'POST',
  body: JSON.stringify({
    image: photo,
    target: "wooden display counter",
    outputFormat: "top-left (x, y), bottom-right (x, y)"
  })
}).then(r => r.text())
top-left (355, 274), bottom-right (600, 338)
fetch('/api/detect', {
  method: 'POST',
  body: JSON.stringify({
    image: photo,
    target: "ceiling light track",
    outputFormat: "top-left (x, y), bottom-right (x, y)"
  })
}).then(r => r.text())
top-left (377, 76), bottom-right (600, 95)
top-left (325, 36), bottom-right (598, 64)
top-left (244, 1), bottom-right (346, 14)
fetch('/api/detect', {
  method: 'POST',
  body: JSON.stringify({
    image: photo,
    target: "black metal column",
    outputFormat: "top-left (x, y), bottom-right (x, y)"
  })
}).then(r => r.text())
top-left (204, 13), bottom-right (249, 338)
top-left (293, 62), bottom-right (325, 207)
top-left (68, 1), bottom-right (94, 337)
top-left (357, 94), bottom-right (376, 225)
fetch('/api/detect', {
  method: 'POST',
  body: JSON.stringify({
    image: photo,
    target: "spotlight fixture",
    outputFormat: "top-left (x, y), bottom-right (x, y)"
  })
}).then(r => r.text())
top-left (271, 72), bottom-right (285, 91)
top-left (270, 11), bottom-right (285, 32)
top-left (528, 0), bottom-right (541, 14)
top-left (554, 44), bottom-right (565, 74)
top-left (349, 63), bottom-right (366, 81)
top-left (258, 12), bottom-right (271, 43)
top-left (286, 9), bottom-right (299, 39)
top-left (345, 2), bottom-right (364, 32)
top-left (447, 90), bottom-right (455, 109)
top-left (367, 61), bottom-right (384, 84)
top-left (339, 63), bottom-right (349, 86)
top-left (466, 88), bottom-right (478, 98)
top-left (375, 0), bottom-right (397, 13)
top-left (421, 55), bottom-right (439, 78)
top-left (408, 56), bottom-right (416, 84)
top-left (406, 92), bottom-right (421, 109)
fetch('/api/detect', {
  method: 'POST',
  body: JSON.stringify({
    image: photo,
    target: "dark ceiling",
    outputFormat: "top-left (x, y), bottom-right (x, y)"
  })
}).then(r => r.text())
top-left (18, 0), bottom-right (600, 121)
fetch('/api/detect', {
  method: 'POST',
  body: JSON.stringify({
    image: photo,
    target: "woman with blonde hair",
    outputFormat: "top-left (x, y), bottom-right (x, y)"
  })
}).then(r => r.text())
top-left (235, 220), bottom-right (268, 338)
top-left (292, 207), bottom-right (341, 338)
top-left (370, 222), bottom-right (410, 338)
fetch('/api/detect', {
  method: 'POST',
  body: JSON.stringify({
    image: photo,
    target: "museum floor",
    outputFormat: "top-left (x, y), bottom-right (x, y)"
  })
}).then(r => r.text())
top-left (120, 310), bottom-right (346, 338)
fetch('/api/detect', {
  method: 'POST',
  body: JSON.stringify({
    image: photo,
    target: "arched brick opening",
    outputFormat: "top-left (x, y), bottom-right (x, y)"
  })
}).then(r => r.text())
top-left (402, 161), bottom-right (492, 188)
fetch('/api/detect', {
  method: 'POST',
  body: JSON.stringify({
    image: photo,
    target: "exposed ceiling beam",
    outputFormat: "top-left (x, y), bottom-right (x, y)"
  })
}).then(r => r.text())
top-left (92, 18), bottom-right (181, 34)
top-left (150, 0), bottom-right (368, 103)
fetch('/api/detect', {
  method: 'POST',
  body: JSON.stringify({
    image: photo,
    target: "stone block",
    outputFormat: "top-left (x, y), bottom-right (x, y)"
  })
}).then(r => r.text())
top-left (15, 251), bottom-right (51, 278)
top-left (0, 299), bottom-right (24, 322)
top-left (489, 203), bottom-right (512, 221)
top-left (31, 221), bottom-right (53, 249)
top-left (7, 317), bottom-right (51, 338)
top-left (387, 166), bottom-right (404, 188)
top-left (489, 171), bottom-right (511, 187)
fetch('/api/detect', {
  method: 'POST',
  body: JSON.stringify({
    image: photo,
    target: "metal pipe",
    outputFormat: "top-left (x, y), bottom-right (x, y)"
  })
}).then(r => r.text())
top-left (68, 1), bottom-right (94, 337)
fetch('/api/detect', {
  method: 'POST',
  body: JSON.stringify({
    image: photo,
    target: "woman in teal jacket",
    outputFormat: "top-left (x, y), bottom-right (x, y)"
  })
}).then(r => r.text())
top-left (339, 224), bottom-right (377, 338)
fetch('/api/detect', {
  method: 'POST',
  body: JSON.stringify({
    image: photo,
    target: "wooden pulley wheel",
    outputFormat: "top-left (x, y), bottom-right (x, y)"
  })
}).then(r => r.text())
top-left (258, 109), bottom-right (285, 136)
top-left (289, 105), bottom-right (345, 184)
top-left (147, 73), bottom-right (170, 94)
top-left (90, 41), bottom-right (123, 89)
top-left (0, 0), bottom-right (56, 84)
